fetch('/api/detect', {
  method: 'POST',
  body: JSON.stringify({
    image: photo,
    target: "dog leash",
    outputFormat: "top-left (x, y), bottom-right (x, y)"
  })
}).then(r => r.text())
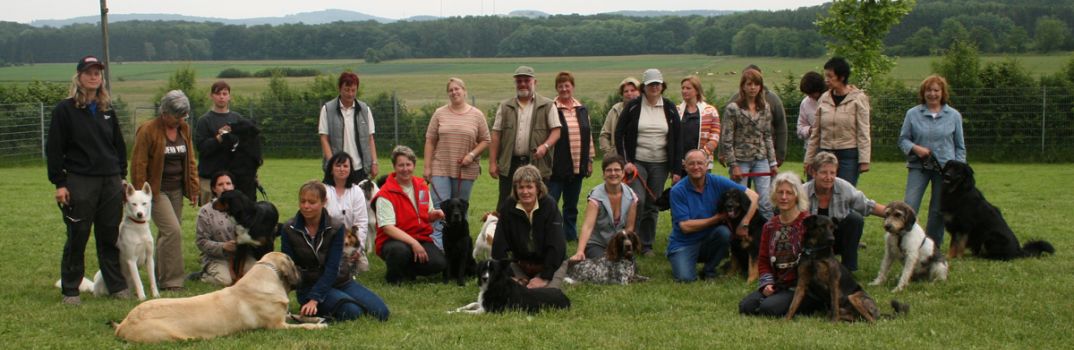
top-left (429, 167), bottom-right (464, 203)
top-left (623, 167), bottom-right (659, 199)
top-left (739, 171), bottom-right (776, 178)
top-left (256, 182), bottom-right (270, 201)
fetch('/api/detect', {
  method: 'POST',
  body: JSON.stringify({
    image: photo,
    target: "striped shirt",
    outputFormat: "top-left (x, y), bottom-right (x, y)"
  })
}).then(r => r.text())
top-left (425, 105), bottom-right (491, 180)
top-left (555, 98), bottom-right (593, 174)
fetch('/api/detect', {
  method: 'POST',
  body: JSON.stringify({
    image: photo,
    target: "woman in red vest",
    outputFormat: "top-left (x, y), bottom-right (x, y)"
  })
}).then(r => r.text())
top-left (373, 146), bottom-right (447, 284)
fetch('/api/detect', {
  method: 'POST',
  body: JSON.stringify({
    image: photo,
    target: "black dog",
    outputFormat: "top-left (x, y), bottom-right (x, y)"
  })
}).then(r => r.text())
top-left (787, 215), bottom-right (907, 323)
top-left (441, 198), bottom-right (477, 286)
top-left (220, 118), bottom-right (263, 199)
top-left (718, 189), bottom-right (765, 282)
top-left (478, 260), bottom-right (571, 314)
top-left (214, 190), bottom-right (280, 282)
top-left (940, 161), bottom-right (1055, 260)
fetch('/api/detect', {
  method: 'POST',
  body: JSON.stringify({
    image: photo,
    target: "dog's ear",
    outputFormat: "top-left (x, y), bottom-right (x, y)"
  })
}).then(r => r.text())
top-left (141, 181), bottom-right (152, 196)
top-left (606, 233), bottom-right (623, 260)
top-left (904, 204), bottom-right (917, 228)
top-left (125, 182), bottom-right (135, 198)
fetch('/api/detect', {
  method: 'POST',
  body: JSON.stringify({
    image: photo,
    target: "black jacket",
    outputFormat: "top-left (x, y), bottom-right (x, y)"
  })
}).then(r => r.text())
top-left (46, 98), bottom-right (126, 188)
top-left (491, 195), bottom-right (566, 280)
top-left (551, 104), bottom-right (592, 181)
top-left (280, 209), bottom-right (349, 302)
top-left (614, 96), bottom-right (682, 172)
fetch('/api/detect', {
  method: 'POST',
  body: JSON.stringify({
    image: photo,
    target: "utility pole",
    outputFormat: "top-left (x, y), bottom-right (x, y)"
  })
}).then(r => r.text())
top-left (99, 0), bottom-right (112, 92)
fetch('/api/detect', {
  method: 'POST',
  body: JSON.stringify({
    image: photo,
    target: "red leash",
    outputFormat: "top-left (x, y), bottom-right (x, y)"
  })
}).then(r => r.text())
top-left (739, 171), bottom-right (776, 178)
top-left (623, 168), bottom-right (659, 199)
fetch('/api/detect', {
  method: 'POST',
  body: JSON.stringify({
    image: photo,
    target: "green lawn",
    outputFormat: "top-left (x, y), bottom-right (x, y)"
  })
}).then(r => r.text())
top-left (2, 159), bottom-right (1072, 348)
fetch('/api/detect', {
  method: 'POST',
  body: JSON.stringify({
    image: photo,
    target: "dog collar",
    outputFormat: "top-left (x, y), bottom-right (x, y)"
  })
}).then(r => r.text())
top-left (126, 216), bottom-right (147, 224)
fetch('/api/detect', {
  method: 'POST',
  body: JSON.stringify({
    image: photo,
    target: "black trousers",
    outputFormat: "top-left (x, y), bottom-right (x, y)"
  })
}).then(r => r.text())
top-left (59, 174), bottom-right (126, 296)
top-left (496, 156), bottom-right (530, 211)
top-left (380, 239), bottom-right (446, 284)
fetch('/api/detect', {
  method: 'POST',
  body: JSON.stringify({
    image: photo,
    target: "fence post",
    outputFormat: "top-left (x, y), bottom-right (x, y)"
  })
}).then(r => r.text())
top-left (39, 102), bottom-right (46, 160)
top-left (392, 90), bottom-right (399, 147)
top-left (1042, 86), bottom-right (1046, 155)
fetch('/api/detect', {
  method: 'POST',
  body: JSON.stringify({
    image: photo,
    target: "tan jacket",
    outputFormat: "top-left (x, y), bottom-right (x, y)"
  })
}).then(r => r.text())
top-left (805, 87), bottom-right (871, 164)
top-left (130, 117), bottom-right (199, 199)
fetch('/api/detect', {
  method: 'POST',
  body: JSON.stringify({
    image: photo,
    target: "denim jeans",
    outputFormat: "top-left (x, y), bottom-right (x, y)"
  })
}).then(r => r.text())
top-left (904, 167), bottom-right (945, 244)
top-left (825, 148), bottom-right (861, 186)
top-left (666, 225), bottom-right (731, 282)
top-left (429, 176), bottom-right (476, 250)
top-left (298, 279), bottom-right (389, 322)
top-left (547, 174), bottom-right (585, 241)
top-left (732, 159), bottom-right (773, 220)
top-left (628, 160), bottom-right (669, 252)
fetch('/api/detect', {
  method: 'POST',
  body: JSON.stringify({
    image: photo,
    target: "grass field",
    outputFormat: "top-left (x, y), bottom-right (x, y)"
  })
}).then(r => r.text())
top-left (3, 159), bottom-right (1073, 348)
top-left (2, 53), bottom-right (1072, 111)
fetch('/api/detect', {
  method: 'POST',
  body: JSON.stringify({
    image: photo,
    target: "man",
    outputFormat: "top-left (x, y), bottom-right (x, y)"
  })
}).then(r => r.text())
top-left (194, 81), bottom-right (260, 202)
top-left (726, 65), bottom-right (788, 166)
top-left (598, 77), bottom-right (641, 156)
top-left (667, 149), bottom-right (758, 282)
top-left (318, 72), bottom-right (378, 180)
top-left (489, 65), bottom-right (561, 210)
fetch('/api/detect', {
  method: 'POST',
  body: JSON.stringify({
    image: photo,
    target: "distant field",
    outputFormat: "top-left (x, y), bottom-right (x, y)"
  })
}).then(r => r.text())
top-left (2, 53), bottom-right (1071, 110)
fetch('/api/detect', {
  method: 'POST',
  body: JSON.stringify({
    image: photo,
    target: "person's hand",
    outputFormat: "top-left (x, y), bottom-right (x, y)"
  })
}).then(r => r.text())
top-left (428, 209), bottom-right (445, 222)
top-left (624, 162), bottom-right (638, 180)
top-left (489, 162), bottom-right (499, 179)
top-left (55, 187), bottom-right (70, 206)
top-left (190, 195), bottom-right (199, 208)
top-left (762, 284), bottom-right (776, 297)
top-left (411, 242), bottom-right (428, 263)
top-left (349, 250), bottom-right (363, 263)
top-left (369, 163), bottom-right (379, 178)
top-left (912, 145), bottom-right (932, 159)
top-left (730, 166), bottom-right (743, 182)
top-left (735, 225), bottom-right (749, 239)
top-left (423, 167), bottom-right (432, 180)
top-left (215, 125), bottom-right (231, 143)
top-left (533, 144), bottom-right (549, 159)
top-left (527, 276), bottom-right (549, 289)
top-left (859, 163), bottom-right (870, 173)
top-left (586, 162), bottom-right (593, 177)
top-left (301, 300), bottom-right (319, 316)
top-left (459, 153), bottom-right (475, 166)
top-left (672, 174), bottom-right (681, 184)
top-left (569, 252), bottom-right (586, 262)
top-left (222, 240), bottom-right (237, 253)
top-left (770, 165), bottom-right (779, 175)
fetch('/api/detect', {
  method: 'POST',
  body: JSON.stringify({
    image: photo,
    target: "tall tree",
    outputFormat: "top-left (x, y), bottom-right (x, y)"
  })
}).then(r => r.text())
top-left (1035, 17), bottom-right (1070, 53)
top-left (816, 0), bottom-right (916, 90)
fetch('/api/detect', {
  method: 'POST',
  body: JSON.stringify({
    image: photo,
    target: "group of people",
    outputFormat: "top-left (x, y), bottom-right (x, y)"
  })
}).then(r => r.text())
top-left (50, 54), bottom-right (965, 322)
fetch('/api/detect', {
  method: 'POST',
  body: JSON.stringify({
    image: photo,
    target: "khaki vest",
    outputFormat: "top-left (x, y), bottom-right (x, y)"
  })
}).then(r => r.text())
top-left (496, 95), bottom-right (555, 178)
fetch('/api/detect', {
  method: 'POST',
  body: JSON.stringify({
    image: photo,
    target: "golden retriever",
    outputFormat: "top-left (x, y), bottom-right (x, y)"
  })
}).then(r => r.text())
top-left (113, 252), bottom-right (325, 343)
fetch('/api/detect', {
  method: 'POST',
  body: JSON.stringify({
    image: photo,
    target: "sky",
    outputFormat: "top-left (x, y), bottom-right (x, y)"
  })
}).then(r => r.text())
top-left (6, 0), bottom-right (829, 24)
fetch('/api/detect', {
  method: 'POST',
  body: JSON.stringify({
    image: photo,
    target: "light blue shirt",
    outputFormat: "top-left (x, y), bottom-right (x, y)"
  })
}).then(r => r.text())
top-left (898, 104), bottom-right (966, 168)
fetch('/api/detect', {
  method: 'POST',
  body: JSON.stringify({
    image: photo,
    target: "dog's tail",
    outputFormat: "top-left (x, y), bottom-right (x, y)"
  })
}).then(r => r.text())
top-left (881, 300), bottom-right (910, 320)
top-left (106, 320), bottom-right (121, 329)
top-left (1022, 240), bottom-right (1056, 257)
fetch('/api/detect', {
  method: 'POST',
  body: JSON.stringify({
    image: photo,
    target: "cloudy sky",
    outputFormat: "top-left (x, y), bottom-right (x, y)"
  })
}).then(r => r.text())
top-left (7, 0), bottom-right (828, 23)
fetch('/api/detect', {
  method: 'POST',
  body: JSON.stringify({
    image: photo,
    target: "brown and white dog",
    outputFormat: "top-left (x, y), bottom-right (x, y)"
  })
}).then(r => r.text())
top-left (342, 225), bottom-right (369, 277)
top-left (112, 252), bottom-right (325, 343)
top-left (565, 230), bottom-right (649, 285)
top-left (870, 201), bottom-right (948, 292)
top-left (472, 212), bottom-right (498, 261)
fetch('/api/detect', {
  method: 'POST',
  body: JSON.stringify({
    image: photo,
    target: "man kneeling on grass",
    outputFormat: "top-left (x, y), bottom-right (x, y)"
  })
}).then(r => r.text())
top-left (667, 149), bottom-right (758, 282)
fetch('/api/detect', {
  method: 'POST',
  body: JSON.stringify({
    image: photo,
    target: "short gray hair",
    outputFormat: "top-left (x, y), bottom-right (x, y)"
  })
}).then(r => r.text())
top-left (770, 171), bottom-right (809, 212)
top-left (810, 151), bottom-right (839, 172)
top-left (511, 165), bottom-right (548, 201)
top-left (391, 145), bottom-right (417, 166)
top-left (158, 90), bottom-right (190, 117)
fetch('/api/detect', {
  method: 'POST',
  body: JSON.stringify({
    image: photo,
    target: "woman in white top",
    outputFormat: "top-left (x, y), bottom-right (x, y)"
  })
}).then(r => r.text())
top-left (322, 151), bottom-right (370, 274)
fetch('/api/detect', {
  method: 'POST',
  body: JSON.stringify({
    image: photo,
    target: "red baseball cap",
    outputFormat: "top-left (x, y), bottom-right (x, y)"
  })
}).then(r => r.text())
top-left (76, 55), bottom-right (105, 72)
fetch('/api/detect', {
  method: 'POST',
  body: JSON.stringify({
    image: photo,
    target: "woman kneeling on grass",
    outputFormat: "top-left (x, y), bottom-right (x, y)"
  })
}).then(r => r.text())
top-left (280, 180), bottom-right (389, 322)
top-left (374, 145), bottom-right (447, 285)
top-left (739, 172), bottom-right (823, 317)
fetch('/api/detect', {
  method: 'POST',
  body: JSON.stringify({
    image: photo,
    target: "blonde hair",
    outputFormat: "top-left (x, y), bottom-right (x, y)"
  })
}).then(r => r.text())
top-left (510, 165), bottom-right (548, 201)
top-left (446, 77), bottom-right (467, 92)
top-left (681, 75), bottom-right (705, 102)
top-left (299, 180), bottom-right (327, 202)
top-left (67, 72), bottom-right (112, 111)
top-left (770, 171), bottom-right (808, 212)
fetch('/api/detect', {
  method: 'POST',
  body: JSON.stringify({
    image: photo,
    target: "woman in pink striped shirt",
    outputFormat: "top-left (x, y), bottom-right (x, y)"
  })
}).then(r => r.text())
top-left (548, 71), bottom-right (595, 242)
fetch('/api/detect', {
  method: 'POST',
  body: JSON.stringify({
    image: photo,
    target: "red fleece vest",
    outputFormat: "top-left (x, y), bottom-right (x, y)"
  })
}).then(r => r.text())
top-left (373, 173), bottom-right (433, 256)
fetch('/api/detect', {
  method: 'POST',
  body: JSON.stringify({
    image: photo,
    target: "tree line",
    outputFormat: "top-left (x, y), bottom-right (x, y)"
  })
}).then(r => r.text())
top-left (2, 0), bottom-right (1071, 65)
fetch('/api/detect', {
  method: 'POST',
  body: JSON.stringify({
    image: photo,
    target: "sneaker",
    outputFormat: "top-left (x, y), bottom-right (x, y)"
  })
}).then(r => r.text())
top-left (111, 289), bottom-right (131, 299)
top-left (62, 296), bottom-right (81, 305)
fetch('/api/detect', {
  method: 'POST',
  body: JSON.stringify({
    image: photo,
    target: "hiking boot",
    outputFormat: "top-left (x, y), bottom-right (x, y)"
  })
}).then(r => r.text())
top-left (62, 296), bottom-right (81, 306)
top-left (111, 289), bottom-right (131, 299)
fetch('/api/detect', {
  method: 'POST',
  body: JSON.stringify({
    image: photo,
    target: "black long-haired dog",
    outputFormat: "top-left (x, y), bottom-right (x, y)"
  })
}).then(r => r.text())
top-left (940, 161), bottom-right (1055, 260)
top-left (719, 189), bottom-right (765, 282)
top-left (478, 260), bottom-right (571, 314)
top-left (213, 190), bottom-right (280, 282)
top-left (441, 198), bottom-right (477, 286)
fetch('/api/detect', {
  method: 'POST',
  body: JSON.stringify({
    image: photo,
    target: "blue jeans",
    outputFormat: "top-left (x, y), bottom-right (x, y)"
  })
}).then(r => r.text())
top-left (429, 176), bottom-right (475, 250)
top-left (547, 174), bottom-right (585, 241)
top-left (666, 225), bottom-right (731, 282)
top-left (825, 148), bottom-right (861, 186)
top-left (904, 167), bottom-right (945, 244)
top-left (298, 280), bottom-right (389, 322)
top-left (732, 159), bottom-right (773, 219)
top-left (628, 160), bottom-right (669, 252)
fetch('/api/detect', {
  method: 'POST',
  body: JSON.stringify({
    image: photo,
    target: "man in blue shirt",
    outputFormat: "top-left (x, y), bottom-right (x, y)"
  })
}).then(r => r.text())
top-left (667, 149), bottom-right (759, 282)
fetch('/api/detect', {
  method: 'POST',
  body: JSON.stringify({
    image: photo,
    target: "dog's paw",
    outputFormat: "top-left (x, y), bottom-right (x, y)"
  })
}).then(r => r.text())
top-left (869, 279), bottom-right (883, 286)
top-left (891, 285), bottom-right (905, 293)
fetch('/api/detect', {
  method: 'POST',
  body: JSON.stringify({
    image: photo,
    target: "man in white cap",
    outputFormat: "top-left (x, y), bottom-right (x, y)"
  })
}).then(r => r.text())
top-left (489, 65), bottom-right (562, 210)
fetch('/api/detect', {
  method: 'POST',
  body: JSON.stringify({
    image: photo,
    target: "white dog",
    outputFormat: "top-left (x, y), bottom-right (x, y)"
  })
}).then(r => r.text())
top-left (871, 201), bottom-right (949, 292)
top-left (358, 179), bottom-right (380, 254)
top-left (472, 212), bottom-right (498, 261)
top-left (56, 182), bottom-right (158, 300)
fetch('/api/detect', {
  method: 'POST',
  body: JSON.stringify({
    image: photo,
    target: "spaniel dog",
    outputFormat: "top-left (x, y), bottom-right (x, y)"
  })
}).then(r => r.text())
top-left (565, 230), bottom-right (649, 285)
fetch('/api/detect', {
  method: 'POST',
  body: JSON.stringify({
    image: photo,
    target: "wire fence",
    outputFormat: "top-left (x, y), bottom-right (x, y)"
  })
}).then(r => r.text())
top-left (4, 86), bottom-right (1073, 167)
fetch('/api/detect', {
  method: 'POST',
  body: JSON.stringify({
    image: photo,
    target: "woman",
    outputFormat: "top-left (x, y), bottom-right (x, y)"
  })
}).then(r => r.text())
top-left (899, 75), bottom-right (966, 244)
top-left (548, 71), bottom-right (595, 242)
top-left (130, 90), bottom-right (199, 292)
top-left (805, 57), bottom-right (871, 186)
top-left (423, 77), bottom-right (490, 210)
top-left (194, 171), bottom-right (251, 286)
top-left (322, 152), bottom-right (370, 274)
top-left (614, 68), bottom-right (682, 256)
top-left (598, 77), bottom-right (641, 156)
top-left (675, 75), bottom-right (720, 180)
top-left (570, 154), bottom-right (638, 261)
top-left (796, 71), bottom-right (826, 158)
top-left (719, 69), bottom-right (778, 219)
top-left (491, 165), bottom-right (568, 289)
top-left (375, 146), bottom-right (446, 284)
top-left (739, 172), bottom-right (822, 317)
top-left (280, 181), bottom-right (389, 322)
top-left (48, 56), bottom-right (128, 304)
top-left (804, 152), bottom-right (886, 272)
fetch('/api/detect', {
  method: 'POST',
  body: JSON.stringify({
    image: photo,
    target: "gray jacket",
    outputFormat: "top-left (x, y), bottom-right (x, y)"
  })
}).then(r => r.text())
top-left (804, 177), bottom-right (876, 220)
top-left (323, 97), bottom-right (374, 172)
